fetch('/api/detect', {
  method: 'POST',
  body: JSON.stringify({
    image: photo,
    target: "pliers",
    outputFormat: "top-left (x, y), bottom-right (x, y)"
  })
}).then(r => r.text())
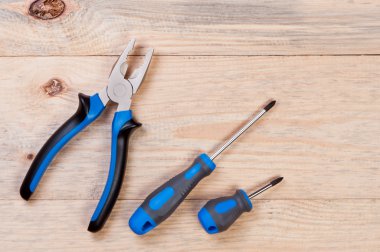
top-left (20, 39), bottom-right (153, 232)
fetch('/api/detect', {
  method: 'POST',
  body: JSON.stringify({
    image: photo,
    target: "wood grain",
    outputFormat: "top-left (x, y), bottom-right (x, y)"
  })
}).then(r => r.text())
top-left (0, 56), bottom-right (379, 201)
top-left (0, 0), bottom-right (380, 56)
top-left (1, 199), bottom-right (379, 251)
top-left (1, 1), bottom-right (380, 250)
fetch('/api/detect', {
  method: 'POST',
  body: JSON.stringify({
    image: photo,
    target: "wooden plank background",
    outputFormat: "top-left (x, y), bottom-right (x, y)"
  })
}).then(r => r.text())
top-left (0, 0), bottom-right (379, 251)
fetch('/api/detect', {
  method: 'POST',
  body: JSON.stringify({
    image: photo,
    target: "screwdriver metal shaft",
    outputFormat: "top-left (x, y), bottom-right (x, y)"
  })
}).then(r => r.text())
top-left (210, 100), bottom-right (276, 160)
top-left (248, 177), bottom-right (283, 199)
top-left (129, 100), bottom-right (277, 235)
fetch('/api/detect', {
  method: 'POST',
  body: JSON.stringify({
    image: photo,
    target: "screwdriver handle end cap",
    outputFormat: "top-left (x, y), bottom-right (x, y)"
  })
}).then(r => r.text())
top-left (129, 207), bottom-right (157, 235)
top-left (198, 208), bottom-right (220, 234)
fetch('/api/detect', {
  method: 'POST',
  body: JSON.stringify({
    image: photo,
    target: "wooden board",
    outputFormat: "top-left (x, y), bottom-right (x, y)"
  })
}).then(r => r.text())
top-left (0, 55), bottom-right (379, 250)
top-left (1, 56), bottom-right (379, 200)
top-left (0, 0), bottom-right (379, 251)
top-left (0, 0), bottom-right (379, 56)
top-left (1, 200), bottom-right (380, 251)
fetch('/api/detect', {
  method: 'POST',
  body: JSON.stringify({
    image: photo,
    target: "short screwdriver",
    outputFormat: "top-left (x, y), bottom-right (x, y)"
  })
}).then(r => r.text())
top-left (198, 177), bottom-right (283, 234)
top-left (129, 100), bottom-right (276, 235)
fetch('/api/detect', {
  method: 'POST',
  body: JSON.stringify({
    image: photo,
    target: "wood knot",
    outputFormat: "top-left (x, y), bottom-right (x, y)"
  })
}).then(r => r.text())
top-left (26, 153), bottom-right (34, 160)
top-left (29, 0), bottom-right (65, 20)
top-left (42, 78), bottom-right (67, 96)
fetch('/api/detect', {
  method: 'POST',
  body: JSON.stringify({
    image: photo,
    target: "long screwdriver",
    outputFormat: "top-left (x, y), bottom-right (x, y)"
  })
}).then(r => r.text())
top-left (129, 100), bottom-right (276, 235)
top-left (198, 177), bottom-right (283, 234)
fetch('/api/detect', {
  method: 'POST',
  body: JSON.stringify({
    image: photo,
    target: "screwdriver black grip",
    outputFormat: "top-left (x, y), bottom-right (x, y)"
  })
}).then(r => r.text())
top-left (129, 153), bottom-right (216, 235)
top-left (198, 189), bottom-right (252, 234)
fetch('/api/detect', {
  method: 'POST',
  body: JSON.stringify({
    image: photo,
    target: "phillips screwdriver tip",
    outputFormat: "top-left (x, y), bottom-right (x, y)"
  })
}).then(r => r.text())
top-left (270, 177), bottom-right (283, 186)
top-left (263, 100), bottom-right (276, 112)
top-left (248, 176), bottom-right (283, 199)
top-left (210, 100), bottom-right (276, 160)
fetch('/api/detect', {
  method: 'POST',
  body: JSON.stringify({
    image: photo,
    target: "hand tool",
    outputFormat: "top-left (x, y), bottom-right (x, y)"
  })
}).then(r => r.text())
top-left (129, 100), bottom-right (276, 235)
top-left (20, 39), bottom-right (153, 232)
top-left (198, 177), bottom-right (283, 234)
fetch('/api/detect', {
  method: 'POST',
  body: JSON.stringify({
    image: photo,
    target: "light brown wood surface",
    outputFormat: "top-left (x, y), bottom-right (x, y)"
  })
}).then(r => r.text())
top-left (0, 0), bottom-right (379, 251)
top-left (0, 0), bottom-right (380, 56)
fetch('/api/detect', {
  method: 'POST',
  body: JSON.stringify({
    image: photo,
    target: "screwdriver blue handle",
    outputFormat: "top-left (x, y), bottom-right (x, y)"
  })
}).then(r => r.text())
top-left (129, 153), bottom-right (216, 235)
top-left (20, 93), bottom-right (105, 200)
top-left (198, 189), bottom-right (252, 234)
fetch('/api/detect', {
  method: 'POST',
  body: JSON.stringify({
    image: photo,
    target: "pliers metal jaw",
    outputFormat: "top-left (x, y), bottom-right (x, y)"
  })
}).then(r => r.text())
top-left (20, 39), bottom-right (153, 232)
top-left (99, 38), bottom-right (154, 111)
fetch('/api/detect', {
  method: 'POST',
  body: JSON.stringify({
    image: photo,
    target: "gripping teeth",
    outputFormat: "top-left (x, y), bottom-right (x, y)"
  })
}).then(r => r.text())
top-left (109, 38), bottom-right (136, 79)
top-left (129, 48), bottom-right (154, 79)
top-left (119, 38), bottom-right (136, 61)
top-left (128, 48), bottom-right (154, 93)
top-left (129, 69), bottom-right (139, 80)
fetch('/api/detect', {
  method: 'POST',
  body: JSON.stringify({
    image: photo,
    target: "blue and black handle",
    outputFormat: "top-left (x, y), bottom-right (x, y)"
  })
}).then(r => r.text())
top-left (129, 153), bottom-right (216, 235)
top-left (20, 93), bottom-right (105, 200)
top-left (198, 177), bottom-right (283, 234)
top-left (20, 93), bottom-right (141, 232)
top-left (88, 110), bottom-right (141, 232)
top-left (198, 189), bottom-right (252, 234)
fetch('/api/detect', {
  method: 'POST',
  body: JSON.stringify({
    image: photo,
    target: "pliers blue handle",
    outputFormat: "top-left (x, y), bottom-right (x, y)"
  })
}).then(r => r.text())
top-left (20, 39), bottom-right (153, 232)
